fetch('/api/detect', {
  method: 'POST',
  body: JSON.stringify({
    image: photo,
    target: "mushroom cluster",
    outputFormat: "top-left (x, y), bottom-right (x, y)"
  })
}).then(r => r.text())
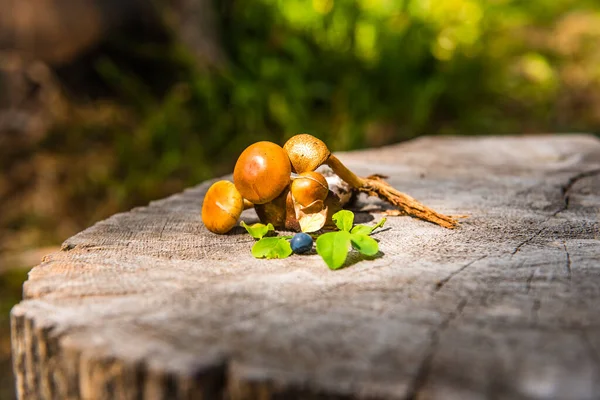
top-left (202, 134), bottom-right (458, 234)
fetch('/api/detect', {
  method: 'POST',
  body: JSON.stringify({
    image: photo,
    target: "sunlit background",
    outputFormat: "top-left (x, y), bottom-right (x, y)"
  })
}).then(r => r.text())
top-left (1, 0), bottom-right (600, 397)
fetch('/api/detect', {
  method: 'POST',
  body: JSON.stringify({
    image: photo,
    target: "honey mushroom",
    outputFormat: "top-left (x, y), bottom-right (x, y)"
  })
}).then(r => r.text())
top-left (289, 171), bottom-right (331, 232)
top-left (255, 171), bottom-right (342, 232)
top-left (283, 134), bottom-right (458, 229)
top-left (290, 171), bottom-right (329, 207)
top-left (233, 141), bottom-right (292, 204)
top-left (233, 140), bottom-right (302, 230)
top-left (204, 135), bottom-right (457, 233)
top-left (201, 180), bottom-right (249, 234)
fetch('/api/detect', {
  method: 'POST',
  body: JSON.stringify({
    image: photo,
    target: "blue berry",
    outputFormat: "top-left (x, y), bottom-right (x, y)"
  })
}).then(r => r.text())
top-left (290, 233), bottom-right (313, 254)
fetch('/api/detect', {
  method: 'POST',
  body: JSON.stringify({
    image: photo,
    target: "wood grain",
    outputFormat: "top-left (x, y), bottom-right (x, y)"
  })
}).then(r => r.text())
top-left (11, 135), bottom-right (600, 400)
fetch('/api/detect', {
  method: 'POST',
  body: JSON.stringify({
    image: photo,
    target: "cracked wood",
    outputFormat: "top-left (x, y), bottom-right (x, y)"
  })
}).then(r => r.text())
top-left (11, 134), bottom-right (600, 400)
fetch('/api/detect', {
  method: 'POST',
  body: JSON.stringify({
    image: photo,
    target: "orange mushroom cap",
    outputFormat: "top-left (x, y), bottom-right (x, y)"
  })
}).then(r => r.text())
top-left (233, 141), bottom-right (292, 204)
top-left (291, 171), bottom-right (329, 207)
top-left (202, 180), bottom-right (244, 234)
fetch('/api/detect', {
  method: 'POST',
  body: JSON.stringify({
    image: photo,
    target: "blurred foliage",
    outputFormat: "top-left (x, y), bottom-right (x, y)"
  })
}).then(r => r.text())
top-left (4, 0), bottom-right (600, 250)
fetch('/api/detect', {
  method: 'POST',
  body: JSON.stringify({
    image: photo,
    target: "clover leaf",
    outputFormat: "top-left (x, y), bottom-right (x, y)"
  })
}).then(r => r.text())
top-left (316, 210), bottom-right (385, 270)
top-left (252, 237), bottom-right (293, 259)
top-left (243, 210), bottom-right (385, 268)
top-left (332, 210), bottom-right (354, 232)
top-left (240, 221), bottom-right (275, 239)
top-left (349, 234), bottom-right (379, 256)
top-left (315, 231), bottom-right (351, 270)
top-left (350, 217), bottom-right (386, 235)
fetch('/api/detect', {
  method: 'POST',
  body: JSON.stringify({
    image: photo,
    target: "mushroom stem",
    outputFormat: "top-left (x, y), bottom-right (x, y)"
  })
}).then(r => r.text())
top-left (243, 199), bottom-right (254, 210)
top-left (326, 156), bottom-right (457, 229)
top-left (324, 155), bottom-right (365, 188)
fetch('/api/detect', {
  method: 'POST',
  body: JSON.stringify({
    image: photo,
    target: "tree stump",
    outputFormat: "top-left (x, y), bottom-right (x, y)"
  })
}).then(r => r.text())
top-left (11, 135), bottom-right (600, 400)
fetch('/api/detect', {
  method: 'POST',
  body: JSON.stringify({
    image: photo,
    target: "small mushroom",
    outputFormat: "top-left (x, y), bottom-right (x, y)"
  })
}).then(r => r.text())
top-left (233, 141), bottom-right (292, 204)
top-left (291, 171), bottom-right (329, 207)
top-left (289, 171), bottom-right (330, 232)
top-left (201, 180), bottom-right (245, 234)
top-left (284, 134), bottom-right (458, 228)
top-left (254, 181), bottom-right (347, 232)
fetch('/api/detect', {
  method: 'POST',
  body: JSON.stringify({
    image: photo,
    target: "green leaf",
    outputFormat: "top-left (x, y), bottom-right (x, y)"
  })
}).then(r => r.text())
top-left (251, 237), bottom-right (293, 259)
top-left (350, 225), bottom-right (372, 235)
top-left (316, 231), bottom-right (351, 270)
top-left (332, 210), bottom-right (354, 232)
top-left (240, 221), bottom-right (274, 239)
top-left (350, 234), bottom-right (379, 256)
top-left (372, 217), bottom-right (387, 231)
top-left (350, 218), bottom-right (387, 235)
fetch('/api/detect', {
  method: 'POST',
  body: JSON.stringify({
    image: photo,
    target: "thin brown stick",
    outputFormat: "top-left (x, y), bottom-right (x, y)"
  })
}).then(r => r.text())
top-left (324, 155), bottom-right (458, 228)
top-left (358, 176), bottom-right (459, 229)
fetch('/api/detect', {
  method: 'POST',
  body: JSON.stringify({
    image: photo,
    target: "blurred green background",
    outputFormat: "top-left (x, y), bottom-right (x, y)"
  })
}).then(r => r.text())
top-left (2, 0), bottom-right (600, 397)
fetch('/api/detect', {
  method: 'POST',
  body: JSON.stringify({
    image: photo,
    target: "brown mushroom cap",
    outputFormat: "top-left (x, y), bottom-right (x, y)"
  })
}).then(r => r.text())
top-left (283, 134), bottom-right (330, 173)
top-left (291, 171), bottom-right (329, 207)
top-left (202, 180), bottom-right (244, 234)
top-left (233, 141), bottom-right (291, 204)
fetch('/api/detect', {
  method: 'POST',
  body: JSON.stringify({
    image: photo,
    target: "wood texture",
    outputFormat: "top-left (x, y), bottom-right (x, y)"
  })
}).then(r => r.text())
top-left (11, 135), bottom-right (600, 400)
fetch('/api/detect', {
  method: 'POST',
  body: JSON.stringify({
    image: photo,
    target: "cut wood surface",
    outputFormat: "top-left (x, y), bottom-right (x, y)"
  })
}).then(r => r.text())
top-left (11, 135), bottom-right (600, 400)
